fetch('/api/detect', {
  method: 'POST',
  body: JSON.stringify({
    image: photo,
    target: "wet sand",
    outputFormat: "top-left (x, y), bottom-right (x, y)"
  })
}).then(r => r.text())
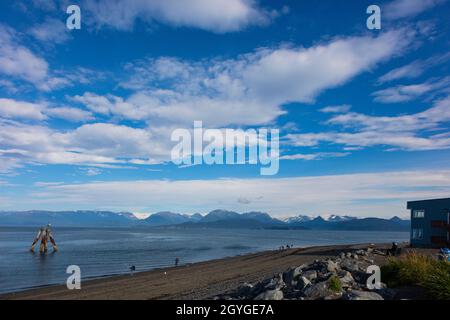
top-left (1, 243), bottom-right (393, 300)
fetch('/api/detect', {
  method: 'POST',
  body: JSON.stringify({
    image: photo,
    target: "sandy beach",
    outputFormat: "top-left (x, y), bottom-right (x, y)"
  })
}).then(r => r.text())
top-left (1, 243), bottom-right (396, 300)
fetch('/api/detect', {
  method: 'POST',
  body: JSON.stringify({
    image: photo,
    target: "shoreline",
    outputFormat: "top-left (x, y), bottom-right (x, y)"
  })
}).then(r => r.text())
top-left (0, 242), bottom-right (398, 300)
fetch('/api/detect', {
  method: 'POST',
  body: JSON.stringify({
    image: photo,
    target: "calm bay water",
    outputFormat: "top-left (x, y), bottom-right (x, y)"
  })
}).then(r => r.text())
top-left (0, 227), bottom-right (409, 294)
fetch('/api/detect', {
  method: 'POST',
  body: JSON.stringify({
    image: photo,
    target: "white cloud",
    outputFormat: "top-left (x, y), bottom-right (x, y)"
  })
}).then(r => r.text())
top-left (83, 0), bottom-right (270, 33)
top-left (0, 24), bottom-right (101, 92)
top-left (0, 25), bottom-right (51, 90)
top-left (384, 0), bottom-right (447, 20)
top-left (0, 98), bottom-right (95, 122)
top-left (23, 169), bottom-right (450, 217)
top-left (377, 61), bottom-right (425, 83)
top-left (0, 98), bottom-right (47, 120)
top-left (377, 53), bottom-right (450, 83)
top-left (28, 18), bottom-right (71, 44)
top-left (45, 107), bottom-right (94, 122)
top-left (288, 96), bottom-right (450, 151)
top-left (0, 119), bottom-right (172, 170)
top-left (82, 167), bottom-right (103, 176)
top-left (74, 29), bottom-right (414, 128)
top-left (280, 152), bottom-right (350, 161)
top-left (319, 105), bottom-right (351, 113)
top-left (242, 29), bottom-right (413, 105)
top-left (372, 77), bottom-right (450, 103)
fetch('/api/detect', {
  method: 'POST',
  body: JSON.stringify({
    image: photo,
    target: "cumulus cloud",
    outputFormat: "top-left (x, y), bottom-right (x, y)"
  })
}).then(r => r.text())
top-left (0, 98), bottom-right (47, 120)
top-left (0, 98), bottom-right (94, 123)
top-left (0, 119), bottom-right (174, 172)
top-left (44, 107), bottom-right (95, 122)
top-left (83, 0), bottom-right (270, 33)
top-left (22, 170), bottom-right (450, 217)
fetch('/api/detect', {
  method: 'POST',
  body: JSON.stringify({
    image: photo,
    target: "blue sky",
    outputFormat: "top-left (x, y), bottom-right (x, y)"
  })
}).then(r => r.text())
top-left (0, 0), bottom-right (449, 218)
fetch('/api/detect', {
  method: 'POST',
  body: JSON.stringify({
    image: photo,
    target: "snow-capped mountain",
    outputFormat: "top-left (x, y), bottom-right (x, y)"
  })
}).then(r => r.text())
top-left (284, 214), bottom-right (356, 224)
top-left (283, 215), bottom-right (313, 223)
top-left (320, 214), bottom-right (357, 222)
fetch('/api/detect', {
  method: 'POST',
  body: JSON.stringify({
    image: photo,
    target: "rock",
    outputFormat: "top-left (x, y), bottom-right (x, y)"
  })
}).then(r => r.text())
top-left (326, 260), bottom-right (339, 272)
top-left (351, 270), bottom-right (371, 285)
top-left (346, 252), bottom-right (352, 258)
top-left (302, 270), bottom-right (318, 281)
top-left (283, 266), bottom-right (303, 287)
top-left (340, 252), bottom-right (346, 259)
top-left (236, 283), bottom-right (254, 297)
top-left (296, 276), bottom-right (311, 290)
top-left (302, 281), bottom-right (333, 299)
top-left (338, 271), bottom-right (354, 287)
top-left (363, 258), bottom-right (374, 264)
top-left (254, 289), bottom-right (284, 300)
top-left (344, 290), bottom-right (384, 300)
top-left (374, 288), bottom-right (397, 300)
top-left (323, 293), bottom-right (343, 300)
top-left (265, 273), bottom-right (285, 290)
top-left (352, 254), bottom-right (359, 260)
top-left (340, 259), bottom-right (360, 272)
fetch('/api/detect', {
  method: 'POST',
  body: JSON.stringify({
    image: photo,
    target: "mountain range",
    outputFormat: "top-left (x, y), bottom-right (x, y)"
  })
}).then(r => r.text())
top-left (0, 210), bottom-right (410, 231)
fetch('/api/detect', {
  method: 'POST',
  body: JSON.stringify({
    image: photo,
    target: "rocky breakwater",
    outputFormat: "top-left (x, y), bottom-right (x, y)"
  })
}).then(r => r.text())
top-left (215, 248), bottom-right (397, 300)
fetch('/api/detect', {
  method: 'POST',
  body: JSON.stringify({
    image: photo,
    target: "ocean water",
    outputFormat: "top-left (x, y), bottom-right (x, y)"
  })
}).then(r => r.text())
top-left (0, 227), bottom-right (409, 294)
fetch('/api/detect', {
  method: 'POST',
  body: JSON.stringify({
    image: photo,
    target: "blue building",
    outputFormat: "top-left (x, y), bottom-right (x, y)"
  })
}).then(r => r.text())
top-left (407, 198), bottom-right (450, 248)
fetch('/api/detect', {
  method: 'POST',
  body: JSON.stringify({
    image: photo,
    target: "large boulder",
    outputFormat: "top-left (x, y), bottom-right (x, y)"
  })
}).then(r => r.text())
top-left (344, 290), bottom-right (384, 300)
top-left (254, 289), bottom-right (284, 300)
top-left (296, 276), bottom-right (311, 290)
top-left (302, 281), bottom-right (334, 299)
top-left (326, 260), bottom-right (340, 273)
top-left (302, 270), bottom-right (318, 281)
top-left (264, 273), bottom-right (285, 290)
top-left (338, 271), bottom-right (354, 288)
top-left (236, 283), bottom-right (254, 298)
top-left (283, 266), bottom-right (304, 287)
top-left (351, 270), bottom-right (371, 285)
top-left (340, 259), bottom-right (361, 273)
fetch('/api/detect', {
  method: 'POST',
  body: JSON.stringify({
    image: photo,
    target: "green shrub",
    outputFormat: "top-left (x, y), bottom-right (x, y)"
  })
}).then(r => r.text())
top-left (423, 260), bottom-right (450, 300)
top-left (382, 252), bottom-right (450, 300)
top-left (328, 275), bottom-right (342, 292)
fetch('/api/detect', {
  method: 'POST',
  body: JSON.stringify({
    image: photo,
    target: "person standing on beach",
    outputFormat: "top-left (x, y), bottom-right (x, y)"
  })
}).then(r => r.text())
top-left (175, 257), bottom-right (179, 267)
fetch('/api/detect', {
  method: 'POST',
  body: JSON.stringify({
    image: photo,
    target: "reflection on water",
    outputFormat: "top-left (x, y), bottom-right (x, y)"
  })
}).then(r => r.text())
top-left (0, 227), bottom-right (409, 294)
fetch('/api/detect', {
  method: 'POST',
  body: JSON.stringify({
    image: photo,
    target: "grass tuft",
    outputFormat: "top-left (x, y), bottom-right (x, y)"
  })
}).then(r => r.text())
top-left (381, 251), bottom-right (450, 299)
top-left (328, 275), bottom-right (342, 292)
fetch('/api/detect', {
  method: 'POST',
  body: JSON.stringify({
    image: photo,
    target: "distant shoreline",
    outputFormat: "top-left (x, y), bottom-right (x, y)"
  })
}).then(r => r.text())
top-left (1, 242), bottom-right (401, 300)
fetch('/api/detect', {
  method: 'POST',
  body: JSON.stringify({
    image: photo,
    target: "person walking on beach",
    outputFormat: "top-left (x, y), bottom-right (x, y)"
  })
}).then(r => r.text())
top-left (175, 257), bottom-right (179, 267)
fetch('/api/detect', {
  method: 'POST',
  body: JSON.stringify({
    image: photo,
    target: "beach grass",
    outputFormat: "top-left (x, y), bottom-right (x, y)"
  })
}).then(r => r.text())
top-left (381, 252), bottom-right (450, 299)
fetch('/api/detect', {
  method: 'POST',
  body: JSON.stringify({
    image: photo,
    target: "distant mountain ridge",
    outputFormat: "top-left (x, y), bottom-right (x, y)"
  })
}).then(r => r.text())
top-left (0, 210), bottom-right (410, 231)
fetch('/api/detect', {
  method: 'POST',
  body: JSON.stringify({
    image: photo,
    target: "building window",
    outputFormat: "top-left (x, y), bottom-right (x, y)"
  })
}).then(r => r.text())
top-left (412, 228), bottom-right (423, 239)
top-left (413, 210), bottom-right (425, 218)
